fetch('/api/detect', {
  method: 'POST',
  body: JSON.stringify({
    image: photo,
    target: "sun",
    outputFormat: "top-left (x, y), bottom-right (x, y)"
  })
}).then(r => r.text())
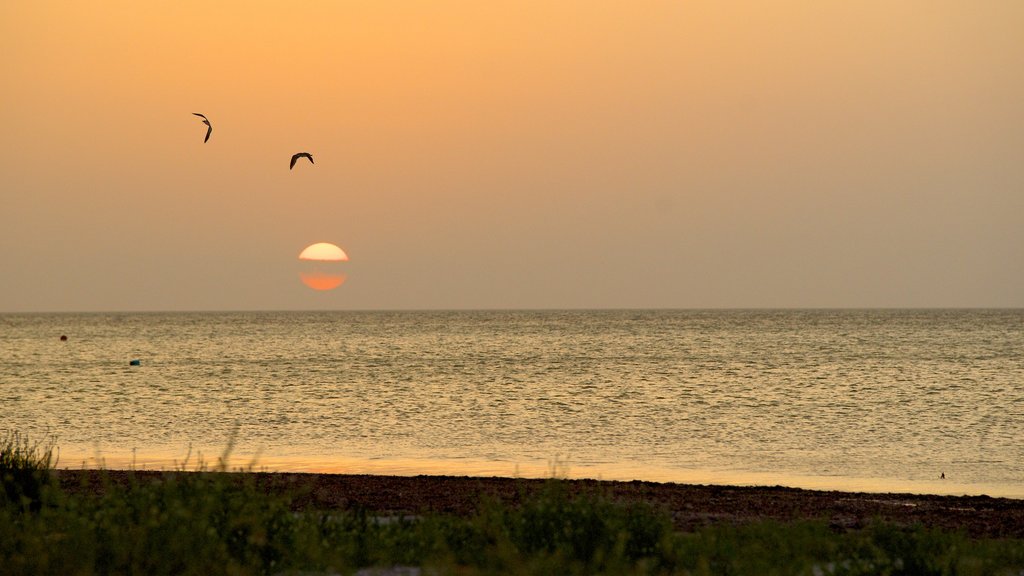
top-left (299, 242), bottom-right (349, 262)
top-left (298, 242), bottom-right (349, 291)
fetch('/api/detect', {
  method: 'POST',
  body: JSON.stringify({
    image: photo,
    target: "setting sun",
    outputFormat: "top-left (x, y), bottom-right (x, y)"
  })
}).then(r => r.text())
top-left (299, 242), bottom-right (348, 290)
top-left (298, 242), bottom-right (349, 262)
top-left (299, 272), bottom-right (346, 291)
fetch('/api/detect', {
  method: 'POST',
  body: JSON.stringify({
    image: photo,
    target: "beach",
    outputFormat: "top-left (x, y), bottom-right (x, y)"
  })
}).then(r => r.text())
top-left (57, 470), bottom-right (1024, 539)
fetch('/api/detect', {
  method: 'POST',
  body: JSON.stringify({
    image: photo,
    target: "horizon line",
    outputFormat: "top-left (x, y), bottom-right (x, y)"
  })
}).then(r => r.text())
top-left (2, 306), bottom-right (1022, 315)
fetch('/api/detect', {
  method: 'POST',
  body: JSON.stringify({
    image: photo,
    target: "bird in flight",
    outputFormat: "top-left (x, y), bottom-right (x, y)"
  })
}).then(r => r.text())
top-left (290, 152), bottom-right (314, 170)
top-left (193, 113), bottom-right (212, 143)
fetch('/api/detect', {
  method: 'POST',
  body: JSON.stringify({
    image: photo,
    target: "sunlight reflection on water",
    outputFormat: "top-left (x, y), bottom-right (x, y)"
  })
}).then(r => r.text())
top-left (4, 309), bottom-right (1023, 498)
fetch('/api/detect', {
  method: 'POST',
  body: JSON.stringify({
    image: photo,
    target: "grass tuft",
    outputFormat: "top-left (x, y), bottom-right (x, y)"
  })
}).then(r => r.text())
top-left (0, 430), bottom-right (58, 511)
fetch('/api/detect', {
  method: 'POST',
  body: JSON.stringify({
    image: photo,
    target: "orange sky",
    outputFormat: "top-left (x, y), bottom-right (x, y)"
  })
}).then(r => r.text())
top-left (2, 1), bottom-right (1022, 311)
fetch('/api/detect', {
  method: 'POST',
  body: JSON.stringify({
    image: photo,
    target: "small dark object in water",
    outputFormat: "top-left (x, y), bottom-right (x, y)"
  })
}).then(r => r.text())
top-left (940, 472), bottom-right (945, 479)
top-left (60, 335), bottom-right (67, 341)
top-left (129, 359), bottom-right (141, 366)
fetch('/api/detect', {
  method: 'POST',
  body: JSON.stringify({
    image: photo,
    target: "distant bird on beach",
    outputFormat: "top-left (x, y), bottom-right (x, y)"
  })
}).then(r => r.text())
top-left (290, 152), bottom-right (314, 170)
top-left (192, 113), bottom-right (212, 143)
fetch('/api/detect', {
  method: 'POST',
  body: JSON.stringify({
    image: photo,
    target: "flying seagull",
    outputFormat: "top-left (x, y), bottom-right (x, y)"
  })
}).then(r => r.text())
top-left (290, 152), bottom-right (314, 170)
top-left (192, 113), bottom-right (212, 143)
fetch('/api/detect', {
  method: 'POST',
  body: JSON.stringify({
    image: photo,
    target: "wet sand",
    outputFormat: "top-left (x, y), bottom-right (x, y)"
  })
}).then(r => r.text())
top-left (57, 470), bottom-right (1024, 539)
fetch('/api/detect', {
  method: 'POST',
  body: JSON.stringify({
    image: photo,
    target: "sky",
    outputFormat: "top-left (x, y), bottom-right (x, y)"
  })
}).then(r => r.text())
top-left (2, 1), bottom-right (1022, 312)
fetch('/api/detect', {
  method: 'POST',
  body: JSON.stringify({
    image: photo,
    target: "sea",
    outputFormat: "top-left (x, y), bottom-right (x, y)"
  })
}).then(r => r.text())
top-left (2, 309), bottom-right (1022, 498)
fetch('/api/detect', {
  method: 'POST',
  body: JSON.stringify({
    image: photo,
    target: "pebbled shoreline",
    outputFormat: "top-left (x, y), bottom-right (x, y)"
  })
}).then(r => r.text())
top-left (57, 470), bottom-right (1024, 539)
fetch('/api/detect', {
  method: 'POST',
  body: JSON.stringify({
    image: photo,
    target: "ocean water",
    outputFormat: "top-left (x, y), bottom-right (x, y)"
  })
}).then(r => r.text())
top-left (2, 309), bottom-right (1022, 498)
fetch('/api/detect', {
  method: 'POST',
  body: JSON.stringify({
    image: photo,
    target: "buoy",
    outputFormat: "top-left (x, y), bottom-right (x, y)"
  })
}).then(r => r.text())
top-left (129, 359), bottom-right (141, 366)
top-left (60, 335), bottom-right (67, 341)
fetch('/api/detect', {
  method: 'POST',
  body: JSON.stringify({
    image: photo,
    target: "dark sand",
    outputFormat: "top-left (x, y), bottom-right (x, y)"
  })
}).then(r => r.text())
top-left (57, 470), bottom-right (1024, 539)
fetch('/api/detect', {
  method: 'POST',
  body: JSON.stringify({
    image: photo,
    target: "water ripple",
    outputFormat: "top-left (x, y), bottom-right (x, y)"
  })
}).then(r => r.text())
top-left (2, 310), bottom-right (1022, 496)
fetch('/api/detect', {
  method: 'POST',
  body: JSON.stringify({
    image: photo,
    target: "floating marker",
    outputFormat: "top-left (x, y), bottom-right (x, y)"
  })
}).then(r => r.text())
top-left (129, 359), bottom-right (141, 366)
top-left (60, 335), bottom-right (67, 341)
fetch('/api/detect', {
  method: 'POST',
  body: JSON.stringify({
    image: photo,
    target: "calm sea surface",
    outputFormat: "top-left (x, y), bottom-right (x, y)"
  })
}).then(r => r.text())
top-left (2, 310), bottom-right (1022, 497)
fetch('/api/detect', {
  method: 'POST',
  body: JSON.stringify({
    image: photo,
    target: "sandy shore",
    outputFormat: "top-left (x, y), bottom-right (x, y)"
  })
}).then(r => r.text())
top-left (57, 470), bottom-right (1024, 539)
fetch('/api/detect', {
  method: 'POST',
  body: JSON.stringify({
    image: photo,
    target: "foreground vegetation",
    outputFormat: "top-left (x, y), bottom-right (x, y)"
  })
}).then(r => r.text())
top-left (3, 432), bottom-right (1024, 575)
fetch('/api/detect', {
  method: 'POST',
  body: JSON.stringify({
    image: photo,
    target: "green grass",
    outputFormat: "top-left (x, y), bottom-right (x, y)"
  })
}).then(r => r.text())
top-left (0, 430), bottom-right (57, 511)
top-left (3, 431), bottom-right (1024, 575)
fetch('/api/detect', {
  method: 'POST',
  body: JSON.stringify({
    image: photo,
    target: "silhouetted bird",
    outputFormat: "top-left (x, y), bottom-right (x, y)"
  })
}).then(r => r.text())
top-left (290, 152), bottom-right (314, 170)
top-left (193, 113), bottom-right (212, 143)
